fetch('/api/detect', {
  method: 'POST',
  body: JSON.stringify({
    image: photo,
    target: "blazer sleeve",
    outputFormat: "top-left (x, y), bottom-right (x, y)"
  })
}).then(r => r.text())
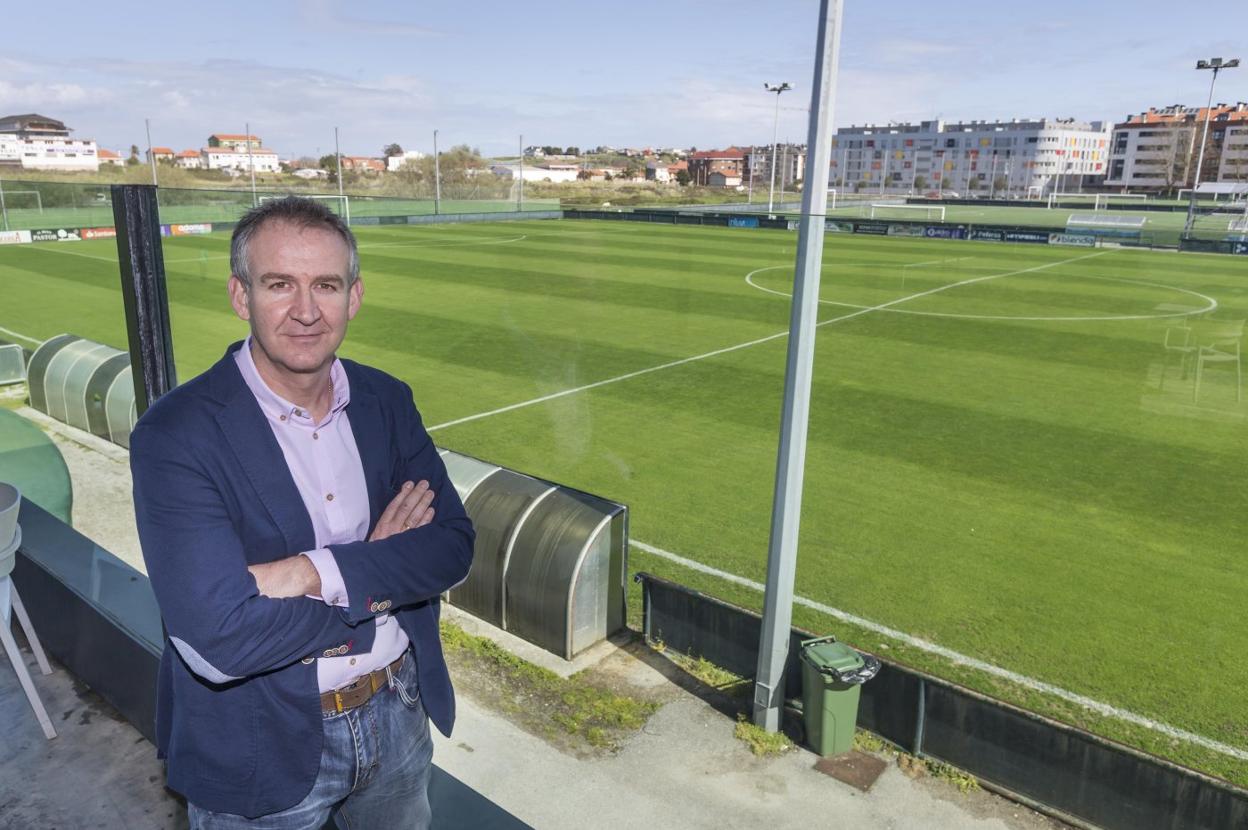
top-left (131, 422), bottom-right (367, 684)
top-left (326, 384), bottom-right (475, 623)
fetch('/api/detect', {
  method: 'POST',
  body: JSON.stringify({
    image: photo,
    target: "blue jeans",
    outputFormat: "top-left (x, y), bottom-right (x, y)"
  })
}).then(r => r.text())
top-left (188, 652), bottom-right (433, 829)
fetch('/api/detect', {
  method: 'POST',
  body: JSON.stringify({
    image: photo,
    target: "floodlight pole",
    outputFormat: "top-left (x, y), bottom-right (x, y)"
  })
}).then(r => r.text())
top-left (518, 134), bottom-right (524, 209)
top-left (989, 153), bottom-right (998, 199)
top-left (753, 0), bottom-right (843, 734)
top-left (765, 82), bottom-right (792, 214)
top-left (145, 118), bottom-right (158, 187)
top-left (0, 178), bottom-right (8, 232)
top-left (433, 129), bottom-right (441, 215)
top-left (246, 122), bottom-right (257, 207)
top-left (1185, 57), bottom-right (1240, 235)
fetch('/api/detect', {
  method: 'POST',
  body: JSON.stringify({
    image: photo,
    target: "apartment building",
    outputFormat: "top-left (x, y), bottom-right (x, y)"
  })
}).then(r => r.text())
top-left (832, 118), bottom-right (1110, 196)
top-left (1104, 102), bottom-right (1248, 191)
top-left (0, 113), bottom-right (99, 171)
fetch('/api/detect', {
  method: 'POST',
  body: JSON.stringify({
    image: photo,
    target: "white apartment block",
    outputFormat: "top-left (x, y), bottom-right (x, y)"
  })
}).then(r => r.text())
top-left (386, 150), bottom-right (426, 172)
top-left (0, 113), bottom-right (99, 172)
top-left (832, 118), bottom-right (1110, 196)
top-left (202, 146), bottom-right (281, 174)
top-left (1105, 102), bottom-right (1248, 191)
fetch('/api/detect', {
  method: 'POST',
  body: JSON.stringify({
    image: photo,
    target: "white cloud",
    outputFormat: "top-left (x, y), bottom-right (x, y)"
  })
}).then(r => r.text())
top-left (0, 81), bottom-right (94, 109)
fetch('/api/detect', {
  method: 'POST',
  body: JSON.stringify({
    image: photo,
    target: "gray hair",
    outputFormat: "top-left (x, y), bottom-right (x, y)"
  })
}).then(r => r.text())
top-left (230, 195), bottom-right (360, 286)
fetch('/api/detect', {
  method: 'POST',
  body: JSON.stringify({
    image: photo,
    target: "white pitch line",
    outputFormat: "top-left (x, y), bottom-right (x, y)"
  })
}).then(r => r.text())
top-left (745, 263), bottom-right (1219, 323)
top-left (23, 244), bottom-right (118, 262)
top-left (427, 250), bottom-right (1110, 432)
top-left (630, 538), bottom-right (1248, 762)
top-left (0, 325), bottom-right (42, 346)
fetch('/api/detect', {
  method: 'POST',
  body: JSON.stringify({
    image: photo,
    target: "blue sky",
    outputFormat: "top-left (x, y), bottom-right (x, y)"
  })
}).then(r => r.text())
top-left (2, 0), bottom-right (1246, 159)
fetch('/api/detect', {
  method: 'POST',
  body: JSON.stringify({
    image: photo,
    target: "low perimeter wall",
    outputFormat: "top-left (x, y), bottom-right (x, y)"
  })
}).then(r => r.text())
top-left (637, 572), bottom-right (1247, 830)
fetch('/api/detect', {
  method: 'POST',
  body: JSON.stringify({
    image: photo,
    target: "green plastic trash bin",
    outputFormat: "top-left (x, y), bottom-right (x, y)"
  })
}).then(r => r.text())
top-left (800, 635), bottom-right (880, 756)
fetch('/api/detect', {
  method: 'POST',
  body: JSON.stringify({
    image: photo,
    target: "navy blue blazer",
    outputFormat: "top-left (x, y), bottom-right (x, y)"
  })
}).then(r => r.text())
top-left (130, 342), bottom-right (474, 818)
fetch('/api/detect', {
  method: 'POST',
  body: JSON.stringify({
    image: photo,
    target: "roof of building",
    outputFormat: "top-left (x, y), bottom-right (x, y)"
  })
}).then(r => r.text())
top-left (176, 149), bottom-right (200, 158)
top-left (203, 146), bottom-right (278, 155)
top-left (1118, 102), bottom-right (1248, 127)
top-left (210, 133), bottom-right (260, 141)
top-left (0, 113), bottom-right (74, 137)
top-left (98, 149), bottom-right (121, 159)
top-left (689, 147), bottom-right (746, 160)
top-left (150, 147), bottom-right (174, 155)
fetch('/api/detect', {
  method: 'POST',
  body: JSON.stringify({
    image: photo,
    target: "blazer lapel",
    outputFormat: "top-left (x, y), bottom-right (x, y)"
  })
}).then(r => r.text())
top-left (343, 368), bottom-right (388, 528)
top-left (209, 348), bottom-right (315, 555)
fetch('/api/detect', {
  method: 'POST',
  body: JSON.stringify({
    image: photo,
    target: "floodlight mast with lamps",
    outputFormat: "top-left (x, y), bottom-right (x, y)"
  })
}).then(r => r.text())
top-left (1185, 56), bottom-right (1240, 235)
top-left (765, 82), bottom-right (792, 214)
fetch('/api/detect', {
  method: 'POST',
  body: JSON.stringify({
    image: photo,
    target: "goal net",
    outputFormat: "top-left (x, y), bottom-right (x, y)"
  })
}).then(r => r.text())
top-left (869, 203), bottom-right (945, 221)
top-left (1094, 193), bottom-right (1149, 211)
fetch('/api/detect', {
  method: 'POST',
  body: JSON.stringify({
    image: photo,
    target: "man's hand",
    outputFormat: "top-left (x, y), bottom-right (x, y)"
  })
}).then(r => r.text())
top-left (370, 480), bottom-right (436, 542)
top-left (249, 554), bottom-right (322, 599)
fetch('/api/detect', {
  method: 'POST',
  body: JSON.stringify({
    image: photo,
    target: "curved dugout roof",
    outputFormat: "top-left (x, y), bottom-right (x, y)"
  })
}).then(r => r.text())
top-left (28, 335), bottom-right (137, 448)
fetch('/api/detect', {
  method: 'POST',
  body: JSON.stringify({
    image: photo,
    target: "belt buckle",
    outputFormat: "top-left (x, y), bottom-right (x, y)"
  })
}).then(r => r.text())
top-left (333, 691), bottom-right (345, 714)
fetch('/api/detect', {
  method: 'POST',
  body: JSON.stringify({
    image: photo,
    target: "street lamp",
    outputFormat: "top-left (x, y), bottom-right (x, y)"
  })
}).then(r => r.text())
top-left (1185, 56), bottom-right (1240, 235)
top-left (765, 82), bottom-right (792, 213)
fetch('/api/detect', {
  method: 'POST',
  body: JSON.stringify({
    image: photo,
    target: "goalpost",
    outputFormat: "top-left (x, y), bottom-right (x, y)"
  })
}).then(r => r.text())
top-left (1094, 193), bottom-right (1149, 211)
top-left (0, 190), bottom-right (43, 212)
top-left (260, 193), bottom-right (350, 223)
top-left (869, 203), bottom-right (945, 221)
top-left (828, 188), bottom-right (838, 211)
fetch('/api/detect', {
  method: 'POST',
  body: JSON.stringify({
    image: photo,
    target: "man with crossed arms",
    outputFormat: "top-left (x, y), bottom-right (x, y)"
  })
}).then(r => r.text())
top-left (131, 196), bottom-right (474, 828)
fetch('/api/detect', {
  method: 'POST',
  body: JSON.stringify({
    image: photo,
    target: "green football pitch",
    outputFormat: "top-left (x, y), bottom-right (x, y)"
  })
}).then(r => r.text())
top-left (2, 219), bottom-right (1247, 782)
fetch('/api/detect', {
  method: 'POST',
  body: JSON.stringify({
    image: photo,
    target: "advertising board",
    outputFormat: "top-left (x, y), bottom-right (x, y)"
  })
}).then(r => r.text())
top-left (1235, 242), bottom-right (1248, 256)
top-left (170, 223), bottom-right (213, 236)
top-left (31, 228), bottom-right (82, 242)
top-left (0, 230), bottom-right (32, 245)
top-left (1003, 230), bottom-right (1049, 244)
top-left (969, 229), bottom-right (1005, 242)
top-left (728, 216), bottom-right (760, 229)
top-left (854, 222), bottom-right (889, 235)
top-left (923, 225), bottom-right (967, 240)
top-left (81, 227), bottom-right (117, 240)
top-left (1048, 233), bottom-right (1096, 247)
top-left (824, 220), bottom-right (853, 233)
top-left (887, 224), bottom-right (925, 237)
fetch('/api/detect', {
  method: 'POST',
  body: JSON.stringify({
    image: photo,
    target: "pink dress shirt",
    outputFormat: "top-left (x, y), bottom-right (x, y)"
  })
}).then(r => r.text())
top-left (235, 337), bottom-right (409, 693)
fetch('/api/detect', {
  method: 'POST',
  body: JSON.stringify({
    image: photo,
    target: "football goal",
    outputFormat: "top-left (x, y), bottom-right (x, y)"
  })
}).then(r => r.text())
top-left (1094, 193), bottom-right (1149, 211)
top-left (0, 189), bottom-right (43, 213)
top-left (869, 203), bottom-right (945, 221)
top-left (1229, 215), bottom-right (1248, 233)
top-left (260, 193), bottom-right (350, 223)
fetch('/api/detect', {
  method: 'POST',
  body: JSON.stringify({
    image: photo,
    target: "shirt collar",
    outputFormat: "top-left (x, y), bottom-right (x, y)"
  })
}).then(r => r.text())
top-left (234, 335), bottom-right (351, 425)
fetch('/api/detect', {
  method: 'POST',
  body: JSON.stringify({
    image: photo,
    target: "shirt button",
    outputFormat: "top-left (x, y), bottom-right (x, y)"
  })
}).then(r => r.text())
top-left (350, 658), bottom-right (356, 666)
top-left (326, 493), bottom-right (334, 501)
top-left (313, 432), bottom-right (319, 440)
top-left (279, 415), bottom-right (287, 422)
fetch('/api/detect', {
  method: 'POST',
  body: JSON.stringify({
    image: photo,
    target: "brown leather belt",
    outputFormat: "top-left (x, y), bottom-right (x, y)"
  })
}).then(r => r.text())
top-left (320, 652), bottom-right (406, 715)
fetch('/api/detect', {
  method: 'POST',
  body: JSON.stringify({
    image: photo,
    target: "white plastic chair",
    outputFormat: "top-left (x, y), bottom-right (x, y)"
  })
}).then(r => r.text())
top-left (0, 483), bottom-right (56, 740)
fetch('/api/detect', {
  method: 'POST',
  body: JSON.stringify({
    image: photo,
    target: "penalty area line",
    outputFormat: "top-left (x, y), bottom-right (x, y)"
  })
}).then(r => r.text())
top-left (0, 325), bottom-right (43, 347)
top-left (630, 538), bottom-right (1248, 762)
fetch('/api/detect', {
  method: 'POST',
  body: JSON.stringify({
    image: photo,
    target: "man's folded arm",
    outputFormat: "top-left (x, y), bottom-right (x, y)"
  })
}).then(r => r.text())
top-left (327, 388), bottom-right (474, 622)
top-left (131, 424), bottom-right (369, 683)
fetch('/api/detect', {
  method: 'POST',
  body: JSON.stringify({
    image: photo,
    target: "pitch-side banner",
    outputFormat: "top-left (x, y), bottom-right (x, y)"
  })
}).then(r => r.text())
top-left (82, 227), bottom-right (116, 240)
top-left (170, 223), bottom-right (213, 236)
top-left (31, 228), bottom-right (82, 242)
top-left (1048, 233), bottom-right (1096, 247)
top-left (0, 230), bottom-right (32, 245)
top-left (923, 226), bottom-right (967, 240)
top-left (1234, 242), bottom-right (1248, 256)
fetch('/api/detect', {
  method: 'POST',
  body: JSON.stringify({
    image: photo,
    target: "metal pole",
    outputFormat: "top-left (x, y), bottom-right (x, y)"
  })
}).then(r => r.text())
top-left (111, 184), bottom-right (177, 412)
top-left (748, 148), bottom-right (755, 203)
top-left (0, 178), bottom-right (8, 232)
top-left (989, 153), bottom-right (998, 199)
top-left (1185, 62), bottom-right (1236, 235)
top-left (433, 129), bottom-right (441, 215)
top-left (880, 150), bottom-right (888, 196)
top-left (753, 0), bottom-right (843, 733)
top-left (145, 118), bottom-right (158, 187)
top-left (333, 126), bottom-right (344, 203)
top-left (518, 134), bottom-right (524, 210)
top-left (246, 122), bottom-right (257, 206)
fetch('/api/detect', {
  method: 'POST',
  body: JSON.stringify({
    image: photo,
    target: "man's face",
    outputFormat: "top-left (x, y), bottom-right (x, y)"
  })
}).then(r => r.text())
top-left (228, 220), bottom-right (363, 380)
